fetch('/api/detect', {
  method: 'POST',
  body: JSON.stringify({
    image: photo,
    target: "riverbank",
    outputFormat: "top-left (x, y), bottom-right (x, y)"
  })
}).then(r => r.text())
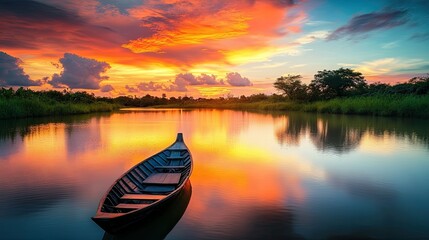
top-left (156, 95), bottom-right (429, 118)
top-left (0, 98), bottom-right (120, 119)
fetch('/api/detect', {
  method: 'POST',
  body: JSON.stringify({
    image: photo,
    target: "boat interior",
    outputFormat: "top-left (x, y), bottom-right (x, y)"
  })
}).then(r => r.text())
top-left (100, 145), bottom-right (191, 215)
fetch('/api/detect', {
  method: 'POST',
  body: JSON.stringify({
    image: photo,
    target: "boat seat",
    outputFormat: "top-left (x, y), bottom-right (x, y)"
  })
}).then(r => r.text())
top-left (143, 173), bottom-right (181, 185)
top-left (155, 165), bottom-right (185, 173)
top-left (142, 185), bottom-right (176, 193)
top-left (114, 203), bottom-right (151, 209)
top-left (167, 151), bottom-right (184, 160)
top-left (121, 194), bottom-right (167, 201)
top-left (154, 165), bottom-right (185, 169)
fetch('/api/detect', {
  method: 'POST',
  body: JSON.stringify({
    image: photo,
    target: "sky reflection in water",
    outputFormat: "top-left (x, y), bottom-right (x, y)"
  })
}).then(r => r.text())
top-left (0, 110), bottom-right (428, 239)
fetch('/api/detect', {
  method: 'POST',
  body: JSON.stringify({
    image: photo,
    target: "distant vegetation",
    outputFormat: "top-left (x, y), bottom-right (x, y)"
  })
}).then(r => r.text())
top-left (0, 88), bottom-right (119, 119)
top-left (1, 68), bottom-right (428, 119)
top-left (155, 69), bottom-right (429, 118)
top-left (273, 68), bottom-right (429, 101)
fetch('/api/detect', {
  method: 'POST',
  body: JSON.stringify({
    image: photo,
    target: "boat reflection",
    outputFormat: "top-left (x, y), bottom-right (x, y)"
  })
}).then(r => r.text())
top-left (102, 179), bottom-right (192, 240)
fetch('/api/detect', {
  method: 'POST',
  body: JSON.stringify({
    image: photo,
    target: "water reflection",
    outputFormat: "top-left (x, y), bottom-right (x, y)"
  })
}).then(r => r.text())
top-left (327, 173), bottom-right (398, 236)
top-left (0, 109), bottom-right (428, 239)
top-left (0, 184), bottom-right (75, 217)
top-left (103, 180), bottom-right (192, 240)
top-left (275, 112), bottom-right (429, 153)
top-left (229, 206), bottom-right (305, 240)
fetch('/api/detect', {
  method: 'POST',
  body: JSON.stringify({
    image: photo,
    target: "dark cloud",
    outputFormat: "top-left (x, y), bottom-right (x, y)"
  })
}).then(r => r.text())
top-left (170, 73), bottom-right (226, 91)
top-left (327, 9), bottom-right (408, 40)
top-left (410, 32), bottom-right (429, 41)
top-left (197, 73), bottom-right (224, 85)
top-left (125, 85), bottom-right (139, 93)
top-left (137, 82), bottom-right (166, 91)
top-left (50, 53), bottom-right (110, 89)
top-left (169, 75), bottom-right (190, 92)
top-left (258, 0), bottom-right (298, 7)
top-left (0, 0), bottom-right (82, 24)
top-left (0, 0), bottom-right (120, 52)
top-left (175, 73), bottom-right (200, 86)
top-left (97, 0), bottom-right (142, 14)
top-left (175, 73), bottom-right (224, 86)
top-left (0, 51), bottom-right (41, 87)
top-left (225, 72), bottom-right (253, 86)
top-left (125, 72), bottom-right (250, 93)
top-left (124, 82), bottom-right (168, 93)
top-left (100, 84), bottom-right (114, 92)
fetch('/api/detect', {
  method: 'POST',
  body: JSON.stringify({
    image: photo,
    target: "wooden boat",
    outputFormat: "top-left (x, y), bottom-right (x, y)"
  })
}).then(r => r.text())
top-left (92, 133), bottom-right (193, 233)
top-left (102, 180), bottom-right (192, 240)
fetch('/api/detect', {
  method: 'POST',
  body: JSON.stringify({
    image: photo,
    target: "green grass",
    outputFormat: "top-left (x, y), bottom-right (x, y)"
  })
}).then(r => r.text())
top-left (3, 94), bottom-right (428, 119)
top-left (156, 95), bottom-right (429, 118)
top-left (304, 95), bottom-right (429, 117)
top-left (0, 98), bottom-right (120, 119)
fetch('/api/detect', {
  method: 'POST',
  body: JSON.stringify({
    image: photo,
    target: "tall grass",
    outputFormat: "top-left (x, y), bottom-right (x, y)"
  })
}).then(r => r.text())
top-left (304, 95), bottom-right (429, 118)
top-left (0, 98), bottom-right (120, 119)
top-left (158, 95), bottom-right (429, 118)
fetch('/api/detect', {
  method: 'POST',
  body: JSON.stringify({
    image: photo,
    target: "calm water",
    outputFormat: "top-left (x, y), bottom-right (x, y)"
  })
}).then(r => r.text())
top-left (1, 109), bottom-right (428, 240)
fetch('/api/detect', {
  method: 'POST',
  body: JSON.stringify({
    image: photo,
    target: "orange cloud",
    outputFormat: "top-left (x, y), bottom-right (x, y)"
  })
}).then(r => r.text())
top-left (1, 0), bottom-right (307, 96)
top-left (122, 0), bottom-right (305, 66)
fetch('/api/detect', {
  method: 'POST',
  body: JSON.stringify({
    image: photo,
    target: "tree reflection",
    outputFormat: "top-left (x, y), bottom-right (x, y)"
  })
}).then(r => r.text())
top-left (0, 113), bottom-right (111, 157)
top-left (275, 112), bottom-right (429, 153)
top-left (275, 113), bottom-right (364, 153)
top-left (308, 115), bottom-right (363, 153)
top-left (275, 114), bottom-right (310, 145)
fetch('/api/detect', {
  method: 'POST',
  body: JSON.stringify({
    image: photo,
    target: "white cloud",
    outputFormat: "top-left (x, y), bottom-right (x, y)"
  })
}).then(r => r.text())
top-left (290, 64), bottom-right (307, 68)
top-left (254, 62), bottom-right (288, 69)
top-left (339, 58), bottom-right (429, 76)
top-left (381, 41), bottom-right (399, 49)
top-left (305, 20), bottom-right (332, 26)
top-left (295, 31), bottom-right (329, 44)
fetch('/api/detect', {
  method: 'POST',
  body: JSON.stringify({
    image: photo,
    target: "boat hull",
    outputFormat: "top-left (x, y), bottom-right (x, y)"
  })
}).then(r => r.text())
top-left (102, 180), bottom-right (192, 238)
top-left (92, 133), bottom-right (193, 234)
top-left (93, 182), bottom-right (185, 233)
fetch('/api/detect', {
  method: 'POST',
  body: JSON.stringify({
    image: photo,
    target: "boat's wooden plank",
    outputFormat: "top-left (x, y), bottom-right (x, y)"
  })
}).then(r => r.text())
top-left (154, 165), bottom-right (185, 169)
top-left (142, 173), bottom-right (165, 184)
top-left (164, 173), bottom-right (181, 183)
top-left (94, 212), bottom-right (128, 218)
top-left (134, 167), bottom-right (146, 178)
top-left (116, 185), bottom-right (126, 195)
top-left (114, 203), bottom-right (151, 209)
top-left (138, 165), bottom-right (151, 176)
top-left (130, 171), bottom-right (144, 182)
top-left (121, 194), bottom-right (166, 201)
top-left (153, 155), bottom-right (167, 165)
top-left (169, 142), bottom-right (187, 150)
top-left (118, 180), bottom-right (132, 193)
top-left (169, 159), bottom-right (183, 166)
top-left (143, 173), bottom-right (181, 185)
top-left (166, 151), bottom-right (184, 160)
top-left (126, 173), bottom-right (144, 190)
top-left (143, 185), bottom-right (176, 193)
top-left (110, 188), bottom-right (121, 200)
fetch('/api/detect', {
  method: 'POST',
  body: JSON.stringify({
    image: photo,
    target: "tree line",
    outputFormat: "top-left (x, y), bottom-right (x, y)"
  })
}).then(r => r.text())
top-left (274, 68), bottom-right (429, 102)
top-left (1, 68), bottom-right (428, 108)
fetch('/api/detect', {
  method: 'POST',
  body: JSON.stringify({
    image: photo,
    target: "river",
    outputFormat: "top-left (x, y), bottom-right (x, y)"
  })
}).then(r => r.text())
top-left (0, 109), bottom-right (428, 239)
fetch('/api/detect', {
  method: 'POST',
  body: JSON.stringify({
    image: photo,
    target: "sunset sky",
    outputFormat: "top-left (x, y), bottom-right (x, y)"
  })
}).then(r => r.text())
top-left (1, 0), bottom-right (428, 97)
